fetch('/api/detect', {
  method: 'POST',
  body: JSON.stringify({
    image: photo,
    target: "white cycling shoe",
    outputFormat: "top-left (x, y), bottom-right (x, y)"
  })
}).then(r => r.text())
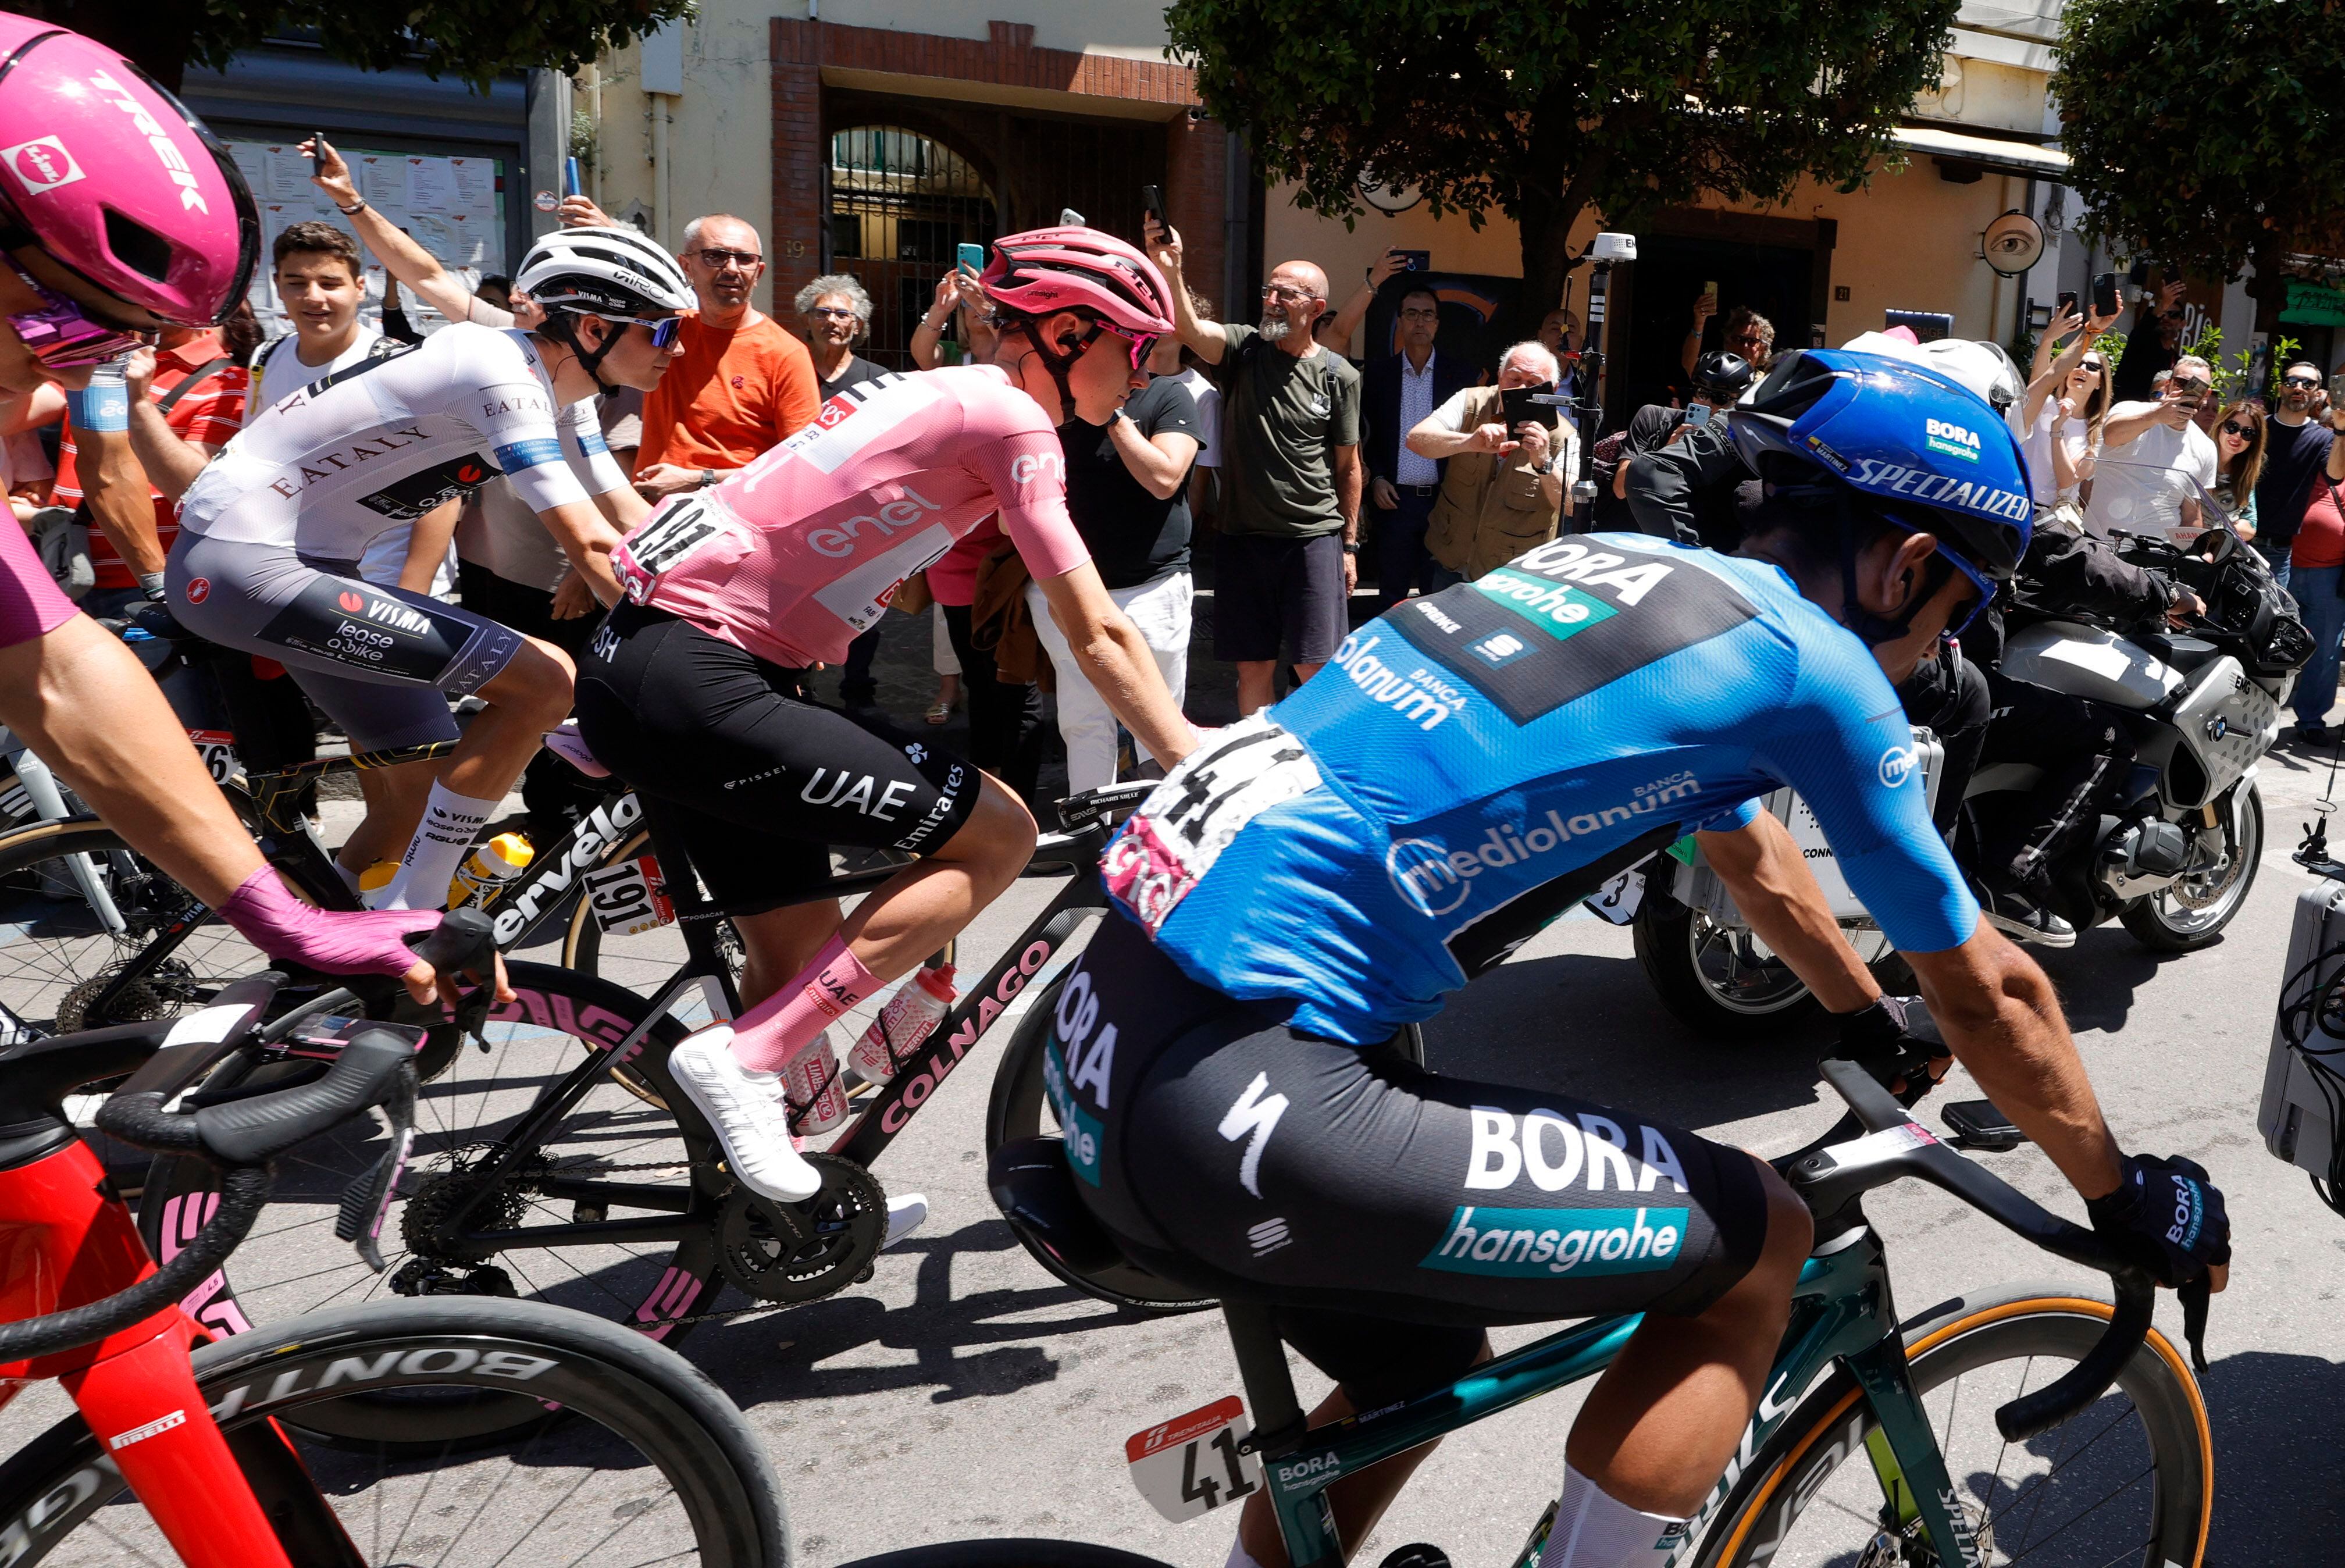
top-left (667, 1027), bottom-right (824, 1203)
top-left (883, 1193), bottom-right (929, 1250)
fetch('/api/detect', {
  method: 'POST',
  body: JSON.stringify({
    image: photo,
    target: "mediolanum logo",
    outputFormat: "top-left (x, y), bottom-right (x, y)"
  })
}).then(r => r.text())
top-left (1925, 418), bottom-right (1982, 463)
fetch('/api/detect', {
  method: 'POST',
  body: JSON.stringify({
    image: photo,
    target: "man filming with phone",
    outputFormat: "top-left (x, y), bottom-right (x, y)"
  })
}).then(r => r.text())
top-left (1400, 340), bottom-right (1571, 586)
top-left (2089, 354), bottom-right (2219, 545)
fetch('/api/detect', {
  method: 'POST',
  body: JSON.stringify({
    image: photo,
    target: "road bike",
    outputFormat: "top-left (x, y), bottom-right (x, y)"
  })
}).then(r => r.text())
top-left (854, 1056), bottom-right (2214, 1568)
top-left (0, 918), bottom-right (790, 1565)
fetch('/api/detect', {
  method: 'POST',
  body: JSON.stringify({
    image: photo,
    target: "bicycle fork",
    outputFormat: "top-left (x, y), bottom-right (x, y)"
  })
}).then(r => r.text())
top-left (0, 1139), bottom-right (354, 1567)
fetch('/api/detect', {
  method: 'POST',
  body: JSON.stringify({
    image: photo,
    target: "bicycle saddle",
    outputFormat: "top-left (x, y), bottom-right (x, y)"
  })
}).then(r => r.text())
top-left (989, 1135), bottom-right (1131, 1275)
top-left (542, 719), bottom-right (612, 779)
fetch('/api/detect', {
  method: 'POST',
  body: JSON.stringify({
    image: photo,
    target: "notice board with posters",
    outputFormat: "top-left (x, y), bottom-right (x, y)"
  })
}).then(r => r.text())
top-left (222, 137), bottom-right (507, 339)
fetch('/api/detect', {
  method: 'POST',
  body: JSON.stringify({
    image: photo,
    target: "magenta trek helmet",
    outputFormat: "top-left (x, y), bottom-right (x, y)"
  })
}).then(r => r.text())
top-left (0, 18), bottom-right (259, 326)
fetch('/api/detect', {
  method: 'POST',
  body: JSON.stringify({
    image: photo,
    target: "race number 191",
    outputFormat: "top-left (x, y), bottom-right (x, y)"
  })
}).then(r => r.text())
top-left (1125, 1396), bottom-right (1261, 1523)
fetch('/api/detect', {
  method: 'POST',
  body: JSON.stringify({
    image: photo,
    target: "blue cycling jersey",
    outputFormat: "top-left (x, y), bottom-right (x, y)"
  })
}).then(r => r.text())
top-left (1101, 532), bottom-right (1977, 1044)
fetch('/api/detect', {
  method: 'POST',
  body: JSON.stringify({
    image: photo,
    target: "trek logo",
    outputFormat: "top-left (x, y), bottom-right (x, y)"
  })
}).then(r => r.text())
top-left (1385, 777), bottom-right (1707, 918)
top-left (1423, 1204), bottom-right (1687, 1278)
top-left (489, 794), bottom-right (645, 944)
top-left (1008, 451), bottom-right (1066, 489)
top-left (1847, 457), bottom-right (2028, 522)
top-left (265, 425), bottom-right (430, 501)
top-left (805, 484), bottom-right (946, 557)
top-left (1331, 631), bottom-right (1457, 729)
top-left (1925, 418), bottom-right (1983, 462)
top-left (877, 936), bottom-right (1056, 1136)
top-left (1877, 745), bottom-right (1918, 789)
top-left (355, 452), bottom-right (498, 521)
top-left (89, 70), bottom-right (210, 214)
top-left (2, 136), bottom-right (83, 196)
top-left (1463, 1106), bottom-right (1692, 1195)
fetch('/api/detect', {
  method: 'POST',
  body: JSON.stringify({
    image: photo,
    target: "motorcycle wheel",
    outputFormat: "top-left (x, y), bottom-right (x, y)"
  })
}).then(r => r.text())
top-left (2119, 779), bottom-right (2264, 952)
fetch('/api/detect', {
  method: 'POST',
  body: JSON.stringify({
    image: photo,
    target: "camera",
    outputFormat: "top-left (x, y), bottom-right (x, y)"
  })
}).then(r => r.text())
top-left (1590, 232), bottom-right (1638, 262)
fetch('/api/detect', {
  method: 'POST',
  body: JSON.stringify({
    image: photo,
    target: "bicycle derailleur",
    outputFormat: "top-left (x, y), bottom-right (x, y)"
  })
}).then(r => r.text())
top-left (716, 1152), bottom-right (888, 1305)
top-left (387, 1148), bottom-right (553, 1299)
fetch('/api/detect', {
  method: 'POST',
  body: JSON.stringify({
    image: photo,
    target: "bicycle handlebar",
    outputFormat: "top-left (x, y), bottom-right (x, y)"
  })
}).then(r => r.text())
top-left (1793, 1057), bottom-right (2162, 1442)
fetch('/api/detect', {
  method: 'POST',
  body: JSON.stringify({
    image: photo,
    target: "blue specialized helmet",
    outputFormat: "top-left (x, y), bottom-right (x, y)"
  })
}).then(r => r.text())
top-left (1729, 348), bottom-right (2033, 606)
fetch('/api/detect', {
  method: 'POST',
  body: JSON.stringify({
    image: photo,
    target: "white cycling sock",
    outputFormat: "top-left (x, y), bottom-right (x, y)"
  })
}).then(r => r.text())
top-left (332, 858), bottom-right (363, 899)
top-left (381, 782), bottom-right (497, 911)
top-left (1541, 1466), bottom-right (1688, 1568)
top-left (1222, 1540), bottom-right (1266, 1568)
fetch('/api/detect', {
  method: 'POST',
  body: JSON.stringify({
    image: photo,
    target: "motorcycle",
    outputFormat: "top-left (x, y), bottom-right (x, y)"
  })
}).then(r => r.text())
top-left (1628, 521), bottom-right (2309, 1037)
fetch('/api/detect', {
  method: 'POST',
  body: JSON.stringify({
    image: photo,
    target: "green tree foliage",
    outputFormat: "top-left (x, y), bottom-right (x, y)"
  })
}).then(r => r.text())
top-left (1164, 0), bottom-right (1959, 335)
top-left (2055, 0), bottom-right (2345, 344)
top-left (18, 0), bottom-right (686, 92)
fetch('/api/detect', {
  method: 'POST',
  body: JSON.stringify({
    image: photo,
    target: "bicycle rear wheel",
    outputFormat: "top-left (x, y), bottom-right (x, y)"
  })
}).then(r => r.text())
top-left (0, 1295), bottom-right (787, 1565)
top-left (0, 818), bottom-right (264, 1035)
top-left (138, 962), bottom-right (725, 1373)
top-left (1697, 1281), bottom-right (2211, 1567)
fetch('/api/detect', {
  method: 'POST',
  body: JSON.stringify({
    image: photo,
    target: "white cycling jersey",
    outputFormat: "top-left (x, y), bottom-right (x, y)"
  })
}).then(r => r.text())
top-left (178, 323), bottom-right (626, 562)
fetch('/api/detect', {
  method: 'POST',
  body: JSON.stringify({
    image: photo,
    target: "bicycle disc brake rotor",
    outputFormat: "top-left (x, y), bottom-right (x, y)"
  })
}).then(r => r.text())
top-left (717, 1152), bottom-right (886, 1303)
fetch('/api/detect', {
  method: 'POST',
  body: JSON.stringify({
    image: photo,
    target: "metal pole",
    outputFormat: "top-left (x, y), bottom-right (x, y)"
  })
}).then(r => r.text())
top-left (1571, 258), bottom-right (1612, 515)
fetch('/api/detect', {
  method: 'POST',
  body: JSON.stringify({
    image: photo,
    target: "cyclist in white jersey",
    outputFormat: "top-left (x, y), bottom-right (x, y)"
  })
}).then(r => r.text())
top-left (163, 227), bottom-right (689, 908)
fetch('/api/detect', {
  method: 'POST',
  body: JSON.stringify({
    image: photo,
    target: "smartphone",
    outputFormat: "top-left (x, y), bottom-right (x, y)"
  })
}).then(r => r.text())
top-left (2127, 258), bottom-right (2152, 287)
top-left (309, 132), bottom-right (329, 173)
top-left (1499, 384), bottom-right (1560, 429)
top-left (564, 156), bottom-right (582, 198)
top-left (1943, 1099), bottom-right (2027, 1152)
top-left (1703, 279), bottom-right (1718, 298)
top-left (956, 241), bottom-right (985, 277)
top-left (2057, 289), bottom-right (2079, 319)
top-left (1140, 184), bottom-right (1164, 229)
top-left (2091, 272), bottom-right (2121, 318)
top-left (1684, 402), bottom-right (1713, 426)
top-left (1394, 249), bottom-right (1431, 273)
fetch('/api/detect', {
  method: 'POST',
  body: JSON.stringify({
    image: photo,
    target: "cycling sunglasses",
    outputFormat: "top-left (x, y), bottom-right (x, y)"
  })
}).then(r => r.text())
top-left (602, 313), bottom-right (685, 350)
top-left (1081, 318), bottom-right (1161, 371)
top-left (2, 259), bottom-right (147, 369)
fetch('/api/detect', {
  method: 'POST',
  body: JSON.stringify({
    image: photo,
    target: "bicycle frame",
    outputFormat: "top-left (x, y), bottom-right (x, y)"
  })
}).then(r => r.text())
top-left (1232, 1223), bottom-right (1970, 1568)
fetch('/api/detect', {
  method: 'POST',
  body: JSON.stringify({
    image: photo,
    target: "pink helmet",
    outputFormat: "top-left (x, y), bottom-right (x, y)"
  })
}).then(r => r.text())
top-left (980, 227), bottom-right (1175, 334)
top-left (0, 19), bottom-right (258, 326)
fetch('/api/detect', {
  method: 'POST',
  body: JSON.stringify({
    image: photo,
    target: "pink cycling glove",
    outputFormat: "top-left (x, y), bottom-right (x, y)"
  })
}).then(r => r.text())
top-left (216, 866), bottom-right (437, 978)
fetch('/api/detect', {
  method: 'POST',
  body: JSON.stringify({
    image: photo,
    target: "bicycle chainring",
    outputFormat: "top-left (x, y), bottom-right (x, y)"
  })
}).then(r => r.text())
top-left (400, 1150), bottom-right (554, 1266)
top-left (715, 1153), bottom-right (886, 1304)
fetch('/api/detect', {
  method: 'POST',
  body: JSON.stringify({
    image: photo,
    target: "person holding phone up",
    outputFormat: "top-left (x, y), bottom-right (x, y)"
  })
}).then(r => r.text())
top-left (1401, 339), bottom-right (1572, 587)
top-left (2087, 353), bottom-right (2219, 544)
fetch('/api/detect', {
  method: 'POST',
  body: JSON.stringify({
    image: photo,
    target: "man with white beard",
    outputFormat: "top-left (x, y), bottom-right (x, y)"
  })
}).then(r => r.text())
top-left (1147, 219), bottom-right (1363, 715)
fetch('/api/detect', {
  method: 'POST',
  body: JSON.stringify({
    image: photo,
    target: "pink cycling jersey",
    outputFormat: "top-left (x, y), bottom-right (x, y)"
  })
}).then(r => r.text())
top-left (610, 365), bottom-right (1089, 669)
top-left (0, 513), bottom-right (79, 650)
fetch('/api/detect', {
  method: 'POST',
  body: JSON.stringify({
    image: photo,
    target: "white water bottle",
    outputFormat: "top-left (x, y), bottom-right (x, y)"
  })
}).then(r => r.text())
top-left (849, 965), bottom-right (957, 1085)
top-left (776, 1028), bottom-right (850, 1141)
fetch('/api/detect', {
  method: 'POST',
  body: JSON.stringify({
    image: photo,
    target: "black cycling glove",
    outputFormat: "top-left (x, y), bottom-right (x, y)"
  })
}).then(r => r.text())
top-left (1839, 995), bottom-right (1951, 1108)
top-left (2085, 1152), bottom-right (2231, 1286)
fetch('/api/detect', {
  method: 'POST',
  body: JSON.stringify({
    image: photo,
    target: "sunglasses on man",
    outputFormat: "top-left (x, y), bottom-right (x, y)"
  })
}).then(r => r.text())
top-left (2284, 374), bottom-right (2322, 390)
top-left (4, 259), bottom-right (148, 369)
top-left (1080, 318), bottom-right (1160, 371)
top-left (690, 248), bottom-right (762, 270)
top-left (600, 313), bottom-right (685, 350)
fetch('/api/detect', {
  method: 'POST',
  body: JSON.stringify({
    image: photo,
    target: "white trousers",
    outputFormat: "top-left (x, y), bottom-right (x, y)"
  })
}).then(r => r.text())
top-left (1025, 569), bottom-right (1192, 796)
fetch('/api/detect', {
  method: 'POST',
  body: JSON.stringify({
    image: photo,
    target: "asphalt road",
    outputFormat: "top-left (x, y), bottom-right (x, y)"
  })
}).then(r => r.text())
top-left (589, 730), bottom-right (2345, 1566)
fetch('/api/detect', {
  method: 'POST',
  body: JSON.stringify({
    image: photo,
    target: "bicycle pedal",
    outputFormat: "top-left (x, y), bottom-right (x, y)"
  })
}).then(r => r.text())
top-left (1378, 1547), bottom-right (1450, 1568)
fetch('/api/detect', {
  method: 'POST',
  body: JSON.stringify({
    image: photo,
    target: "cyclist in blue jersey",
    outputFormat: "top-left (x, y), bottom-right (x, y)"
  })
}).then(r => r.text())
top-left (1048, 348), bottom-right (2230, 1568)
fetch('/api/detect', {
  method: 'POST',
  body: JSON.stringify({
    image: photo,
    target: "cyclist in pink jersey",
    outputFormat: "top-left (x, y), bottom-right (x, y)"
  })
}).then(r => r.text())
top-left (0, 18), bottom-right (499, 1002)
top-left (576, 226), bottom-right (1198, 1210)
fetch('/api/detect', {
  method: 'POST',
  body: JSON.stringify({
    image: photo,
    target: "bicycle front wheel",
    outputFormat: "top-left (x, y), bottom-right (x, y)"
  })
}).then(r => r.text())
top-left (0, 1295), bottom-right (787, 1566)
top-left (1698, 1281), bottom-right (2211, 1567)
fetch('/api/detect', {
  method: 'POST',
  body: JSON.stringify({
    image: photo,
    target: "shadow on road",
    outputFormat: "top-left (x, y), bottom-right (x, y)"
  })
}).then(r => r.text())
top-left (2031, 925), bottom-right (2173, 1034)
top-left (695, 1218), bottom-right (1166, 1410)
top-left (2201, 1348), bottom-right (2345, 1555)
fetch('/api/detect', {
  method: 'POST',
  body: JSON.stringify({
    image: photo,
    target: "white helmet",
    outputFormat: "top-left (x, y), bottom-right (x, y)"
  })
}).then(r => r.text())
top-left (1838, 330), bottom-right (2029, 436)
top-left (518, 224), bottom-right (694, 319)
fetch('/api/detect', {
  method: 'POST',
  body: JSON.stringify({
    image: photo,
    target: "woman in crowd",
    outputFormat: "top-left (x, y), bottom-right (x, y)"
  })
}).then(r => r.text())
top-left (797, 274), bottom-right (887, 397)
top-left (2208, 398), bottom-right (2265, 540)
top-left (2020, 305), bottom-right (2115, 529)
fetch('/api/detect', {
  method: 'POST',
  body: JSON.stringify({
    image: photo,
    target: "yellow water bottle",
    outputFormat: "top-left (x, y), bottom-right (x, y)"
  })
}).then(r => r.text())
top-left (448, 832), bottom-right (534, 909)
top-left (357, 860), bottom-right (400, 910)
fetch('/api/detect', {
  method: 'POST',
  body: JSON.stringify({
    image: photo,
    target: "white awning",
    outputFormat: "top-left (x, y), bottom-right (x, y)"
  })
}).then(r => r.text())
top-left (1893, 123), bottom-right (2072, 180)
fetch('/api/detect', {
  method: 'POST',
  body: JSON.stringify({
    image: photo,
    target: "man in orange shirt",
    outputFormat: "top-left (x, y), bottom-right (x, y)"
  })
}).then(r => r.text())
top-left (633, 214), bottom-right (821, 497)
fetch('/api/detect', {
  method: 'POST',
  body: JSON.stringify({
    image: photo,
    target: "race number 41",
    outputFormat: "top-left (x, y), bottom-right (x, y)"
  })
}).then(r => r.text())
top-left (1125, 1396), bottom-right (1261, 1523)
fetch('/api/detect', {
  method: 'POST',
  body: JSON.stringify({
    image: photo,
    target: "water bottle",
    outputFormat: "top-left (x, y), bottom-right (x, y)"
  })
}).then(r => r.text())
top-left (448, 832), bottom-right (533, 909)
top-left (849, 965), bottom-right (957, 1086)
top-left (358, 860), bottom-right (399, 910)
top-left (777, 1028), bottom-right (850, 1140)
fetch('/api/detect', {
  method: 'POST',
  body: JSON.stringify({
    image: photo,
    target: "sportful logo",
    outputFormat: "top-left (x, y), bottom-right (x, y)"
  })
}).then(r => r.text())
top-left (1925, 418), bottom-right (1983, 463)
top-left (1848, 457), bottom-right (2028, 522)
top-left (1, 136), bottom-right (83, 195)
top-left (1384, 774), bottom-right (1706, 917)
top-left (1330, 631), bottom-right (1461, 730)
top-left (88, 70), bottom-right (210, 215)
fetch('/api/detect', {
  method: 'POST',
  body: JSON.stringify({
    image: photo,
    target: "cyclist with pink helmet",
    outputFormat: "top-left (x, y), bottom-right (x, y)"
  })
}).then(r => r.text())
top-left (0, 19), bottom-right (498, 1003)
top-left (575, 224), bottom-right (1198, 1212)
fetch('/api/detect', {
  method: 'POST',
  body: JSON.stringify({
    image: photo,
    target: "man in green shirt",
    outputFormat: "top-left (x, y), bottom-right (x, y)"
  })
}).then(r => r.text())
top-left (1147, 216), bottom-right (1363, 714)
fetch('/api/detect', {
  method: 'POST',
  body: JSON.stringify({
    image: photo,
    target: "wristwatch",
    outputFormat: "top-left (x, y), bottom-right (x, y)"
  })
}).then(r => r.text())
top-left (698, 468), bottom-right (717, 489)
top-left (1341, 540), bottom-right (1361, 555)
top-left (1534, 459), bottom-right (1553, 475)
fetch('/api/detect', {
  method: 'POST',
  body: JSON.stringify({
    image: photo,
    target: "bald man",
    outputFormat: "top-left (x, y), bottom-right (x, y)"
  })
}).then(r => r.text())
top-left (1148, 218), bottom-right (1363, 713)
